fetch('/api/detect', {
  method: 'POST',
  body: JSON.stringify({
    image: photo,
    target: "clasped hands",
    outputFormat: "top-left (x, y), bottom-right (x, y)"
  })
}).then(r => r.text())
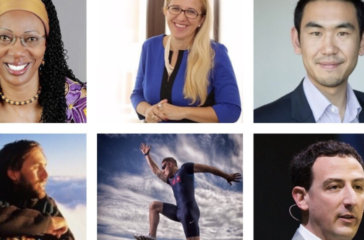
top-left (145, 99), bottom-right (183, 123)
top-left (46, 216), bottom-right (68, 238)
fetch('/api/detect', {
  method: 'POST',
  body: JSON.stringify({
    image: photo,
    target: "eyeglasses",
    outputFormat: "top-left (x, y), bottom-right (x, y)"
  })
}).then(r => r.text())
top-left (167, 5), bottom-right (204, 19)
top-left (0, 29), bottom-right (45, 48)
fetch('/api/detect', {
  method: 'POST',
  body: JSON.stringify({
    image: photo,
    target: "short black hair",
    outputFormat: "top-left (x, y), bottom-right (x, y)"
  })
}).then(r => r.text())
top-left (290, 140), bottom-right (364, 190)
top-left (162, 157), bottom-right (178, 167)
top-left (0, 140), bottom-right (41, 198)
top-left (294, 0), bottom-right (364, 40)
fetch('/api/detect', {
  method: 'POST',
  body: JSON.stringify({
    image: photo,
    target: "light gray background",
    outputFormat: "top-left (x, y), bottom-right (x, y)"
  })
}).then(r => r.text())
top-left (53, 0), bottom-right (86, 83)
top-left (254, 0), bottom-right (364, 109)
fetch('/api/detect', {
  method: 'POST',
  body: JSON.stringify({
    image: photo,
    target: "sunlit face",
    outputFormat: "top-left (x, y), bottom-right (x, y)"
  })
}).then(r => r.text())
top-left (305, 156), bottom-right (364, 239)
top-left (0, 10), bottom-right (46, 88)
top-left (164, 0), bottom-right (205, 46)
top-left (292, 1), bottom-right (364, 89)
top-left (10, 147), bottom-right (48, 199)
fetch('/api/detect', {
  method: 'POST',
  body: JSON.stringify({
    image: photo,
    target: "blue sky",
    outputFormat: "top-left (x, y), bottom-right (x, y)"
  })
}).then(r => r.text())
top-left (0, 134), bottom-right (86, 240)
top-left (98, 134), bottom-right (243, 240)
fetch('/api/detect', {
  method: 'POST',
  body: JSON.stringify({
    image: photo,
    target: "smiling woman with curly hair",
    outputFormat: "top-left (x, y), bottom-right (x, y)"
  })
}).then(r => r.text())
top-left (0, 0), bottom-right (86, 123)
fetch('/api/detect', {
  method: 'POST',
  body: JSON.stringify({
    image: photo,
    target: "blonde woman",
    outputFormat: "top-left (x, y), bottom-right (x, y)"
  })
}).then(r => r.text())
top-left (131, 0), bottom-right (241, 123)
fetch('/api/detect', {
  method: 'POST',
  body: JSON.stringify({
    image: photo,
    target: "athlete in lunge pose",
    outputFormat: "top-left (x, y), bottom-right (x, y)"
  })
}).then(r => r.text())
top-left (133, 143), bottom-right (241, 240)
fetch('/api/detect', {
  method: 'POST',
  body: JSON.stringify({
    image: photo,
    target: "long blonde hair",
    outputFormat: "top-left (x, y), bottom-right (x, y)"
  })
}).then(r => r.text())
top-left (164, 0), bottom-right (215, 105)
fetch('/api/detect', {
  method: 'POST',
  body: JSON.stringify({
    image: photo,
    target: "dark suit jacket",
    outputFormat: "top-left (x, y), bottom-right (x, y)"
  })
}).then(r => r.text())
top-left (254, 80), bottom-right (364, 123)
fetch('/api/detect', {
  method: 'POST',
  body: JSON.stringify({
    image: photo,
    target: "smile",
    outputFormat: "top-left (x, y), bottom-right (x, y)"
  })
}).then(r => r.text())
top-left (175, 23), bottom-right (187, 29)
top-left (5, 63), bottom-right (30, 75)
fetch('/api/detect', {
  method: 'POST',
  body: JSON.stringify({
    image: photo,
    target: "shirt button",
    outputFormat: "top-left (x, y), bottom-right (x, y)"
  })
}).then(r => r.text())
top-left (331, 106), bottom-right (336, 113)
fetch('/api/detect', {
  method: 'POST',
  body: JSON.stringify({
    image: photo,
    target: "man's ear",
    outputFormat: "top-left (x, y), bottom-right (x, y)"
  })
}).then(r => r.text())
top-left (359, 32), bottom-right (364, 56)
top-left (7, 169), bottom-right (20, 183)
top-left (291, 27), bottom-right (302, 55)
top-left (292, 186), bottom-right (309, 211)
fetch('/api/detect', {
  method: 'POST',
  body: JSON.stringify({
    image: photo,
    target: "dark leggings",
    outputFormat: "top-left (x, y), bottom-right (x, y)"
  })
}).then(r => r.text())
top-left (162, 202), bottom-right (200, 238)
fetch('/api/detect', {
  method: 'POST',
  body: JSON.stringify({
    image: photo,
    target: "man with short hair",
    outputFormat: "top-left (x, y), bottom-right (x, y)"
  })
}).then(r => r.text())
top-left (0, 140), bottom-right (74, 239)
top-left (290, 140), bottom-right (364, 240)
top-left (133, 143), bottom-right (241, 240)
top-left (254, 0), bottom-right (364, 123)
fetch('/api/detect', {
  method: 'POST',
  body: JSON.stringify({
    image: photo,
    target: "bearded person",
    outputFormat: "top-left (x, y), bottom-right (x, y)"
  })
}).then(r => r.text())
top-left (0, 140), bottom-right (74, 240)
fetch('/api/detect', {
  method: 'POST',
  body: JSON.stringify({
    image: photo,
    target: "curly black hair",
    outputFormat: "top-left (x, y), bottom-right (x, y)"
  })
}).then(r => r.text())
top-left (38, 0), bottom-right (84, 122)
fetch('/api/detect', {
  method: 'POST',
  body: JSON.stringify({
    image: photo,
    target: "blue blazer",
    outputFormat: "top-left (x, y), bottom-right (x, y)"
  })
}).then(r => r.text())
top-left (130, 35), bottom-right (241, 123)
top-left (254, 80), bottom-right (364, 123)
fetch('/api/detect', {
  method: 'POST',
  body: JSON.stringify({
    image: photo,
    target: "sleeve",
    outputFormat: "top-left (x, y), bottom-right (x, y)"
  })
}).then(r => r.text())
top-left (46, 197), bottom-right (75, 240)
top-left (65, 78), bottom-right (87, 123)
top-left (210, 43), bottom-right (241, 123)
top-left (0, 201), bottom-right (52, 237)
top-left (183, 162), bottom-right (195, 175)
top-left (130, 41), bottom-right (148, 120)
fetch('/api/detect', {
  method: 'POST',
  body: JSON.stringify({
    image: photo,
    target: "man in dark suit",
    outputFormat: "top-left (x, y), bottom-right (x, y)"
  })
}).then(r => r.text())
top-left (255, 0), bottom-right (364, 123)
top-left (290, 140), bottom-right (364, 240)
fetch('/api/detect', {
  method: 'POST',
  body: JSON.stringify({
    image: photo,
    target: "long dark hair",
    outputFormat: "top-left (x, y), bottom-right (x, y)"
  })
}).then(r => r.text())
top-left (0, 140), bottom-right (40, 200)
top-left (39, 0), bottom-right (84, 122)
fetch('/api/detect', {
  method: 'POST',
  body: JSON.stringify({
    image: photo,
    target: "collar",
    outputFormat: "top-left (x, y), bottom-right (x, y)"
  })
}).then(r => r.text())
top-left (303, 76), bottom-right (361, 122)
top-left (297, 224), bottom-right (322, 240)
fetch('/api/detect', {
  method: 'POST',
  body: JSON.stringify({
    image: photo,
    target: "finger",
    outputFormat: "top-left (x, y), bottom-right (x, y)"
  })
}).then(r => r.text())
top-left (153, 109), bottom-right (167, 121)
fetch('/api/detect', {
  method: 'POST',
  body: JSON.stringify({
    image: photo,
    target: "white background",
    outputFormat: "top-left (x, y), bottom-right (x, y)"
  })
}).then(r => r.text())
top-left (4, 0), bottom-right (364, 239)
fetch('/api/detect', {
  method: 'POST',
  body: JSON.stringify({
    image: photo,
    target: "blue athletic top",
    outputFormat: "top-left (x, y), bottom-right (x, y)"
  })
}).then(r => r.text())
top-left (167, 162), bottom-right (196, 206)
top-left (130, 34), bottom-right (241, 123)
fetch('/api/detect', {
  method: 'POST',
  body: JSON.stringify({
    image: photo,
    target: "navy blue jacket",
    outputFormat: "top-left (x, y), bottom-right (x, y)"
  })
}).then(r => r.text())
top-left (254, 80), bottom-right (364, 123)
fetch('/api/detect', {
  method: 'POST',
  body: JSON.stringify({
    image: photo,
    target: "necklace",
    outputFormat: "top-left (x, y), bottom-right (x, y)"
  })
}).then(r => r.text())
top-left (0, 87), bottom-right (41, 105)
top-left (164, 36), bottom-right (174, 77)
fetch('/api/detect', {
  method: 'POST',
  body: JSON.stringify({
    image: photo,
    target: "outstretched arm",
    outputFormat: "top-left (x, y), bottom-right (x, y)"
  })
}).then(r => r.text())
top-left (139, 143), bottom-right (167, 183)
top-left (194, 163), bottom-right (241, 185)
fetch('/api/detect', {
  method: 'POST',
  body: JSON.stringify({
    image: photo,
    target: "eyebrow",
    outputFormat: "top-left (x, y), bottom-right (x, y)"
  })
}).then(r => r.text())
top-left (323, 178), bottom-right (364, 186)
top-left (305, 21), bottom-right (356, 30)
top-left (0, 28), bottom-right (41, 34)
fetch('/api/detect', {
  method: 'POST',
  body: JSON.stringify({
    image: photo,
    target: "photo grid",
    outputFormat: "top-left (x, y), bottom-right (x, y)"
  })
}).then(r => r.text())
top-left (3, 0), bottom-right (364, 239)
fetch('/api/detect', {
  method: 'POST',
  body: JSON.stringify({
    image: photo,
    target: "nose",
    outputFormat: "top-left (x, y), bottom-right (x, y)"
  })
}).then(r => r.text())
top-left (7, 37), bottom-right (27, 58)
top-left (321, 33), bottom-right (338, 56)
top-left (176, 10), bottom-right (188, 21)
top-left (39, 166), bottom-right (48, 181)
top-left (343, 186), bottom-right (359, 209)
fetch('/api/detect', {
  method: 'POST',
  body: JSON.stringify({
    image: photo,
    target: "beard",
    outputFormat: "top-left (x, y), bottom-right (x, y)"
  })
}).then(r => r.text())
top-left (14, 174), bottom-right (45, 200)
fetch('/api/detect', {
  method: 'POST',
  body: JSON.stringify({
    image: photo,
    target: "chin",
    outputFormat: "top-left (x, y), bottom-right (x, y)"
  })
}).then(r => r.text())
top-left (315, 77), bottom-right (345, 88)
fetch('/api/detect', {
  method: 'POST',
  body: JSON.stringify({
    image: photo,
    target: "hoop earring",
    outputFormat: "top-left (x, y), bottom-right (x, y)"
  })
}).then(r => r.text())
top-left (289, 204), bottom-right (300, 222)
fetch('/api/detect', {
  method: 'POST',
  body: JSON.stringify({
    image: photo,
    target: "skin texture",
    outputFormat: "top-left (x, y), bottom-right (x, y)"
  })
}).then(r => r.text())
top-left (291, 0), bottom-right (364, 119)
top-left (0, 10), bottom-right (45, 122)
top-left (139, 143), bottom-right (241, 240)
top-left (164, 0), bottom-right (205, 50)
top-left (7, 147), bottom-right (48, 199)
top-left (292, 156), bottom-right (364, 240)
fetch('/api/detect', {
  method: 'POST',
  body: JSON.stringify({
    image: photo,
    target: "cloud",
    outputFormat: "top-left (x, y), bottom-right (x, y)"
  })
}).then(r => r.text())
top-left (98, 172), bottom-right (242, 240)
top-left (46, 177), bottom-right (86, 208)
top-left (58, 203), bottom-right (86, 240)
top-left (98, 134), bottom-right (243, 239)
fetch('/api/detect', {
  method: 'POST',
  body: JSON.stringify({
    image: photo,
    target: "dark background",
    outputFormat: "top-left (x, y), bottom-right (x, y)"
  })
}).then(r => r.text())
top-left (254, 134), bottom-right (364, 239)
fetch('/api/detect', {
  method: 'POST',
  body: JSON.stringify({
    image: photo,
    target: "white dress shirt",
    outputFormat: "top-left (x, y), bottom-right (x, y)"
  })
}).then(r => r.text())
top-left (297, 224), bottom-right (322, 240)
top-left (303, 77), bottom-right (362, 123)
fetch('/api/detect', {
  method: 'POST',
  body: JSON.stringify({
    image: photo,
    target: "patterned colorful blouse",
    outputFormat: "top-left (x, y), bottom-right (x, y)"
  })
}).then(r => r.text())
top-left (66, 78), bottom-right (87, 123)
